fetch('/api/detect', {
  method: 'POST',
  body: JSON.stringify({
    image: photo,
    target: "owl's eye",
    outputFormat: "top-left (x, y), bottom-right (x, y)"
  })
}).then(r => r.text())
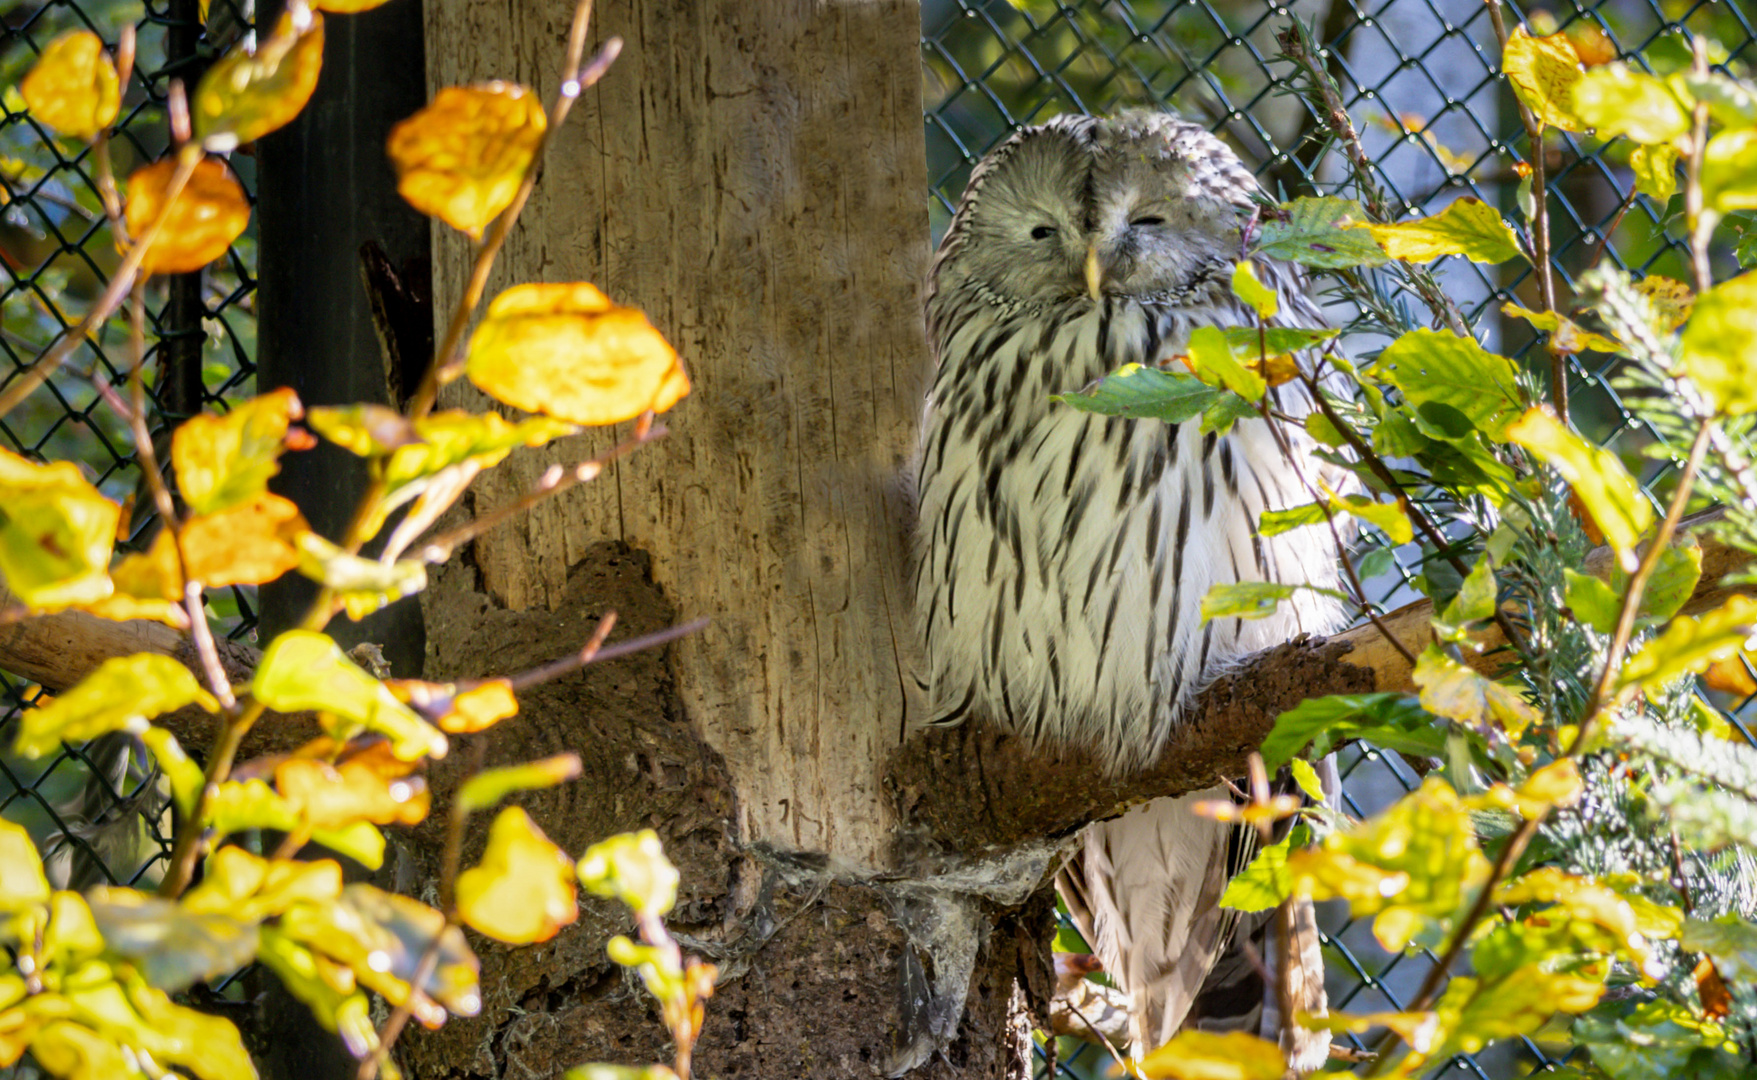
top-left (1030, 225), bottom-right (1056, 240)
top-left (1131, 215), bottom-right (1166, 227)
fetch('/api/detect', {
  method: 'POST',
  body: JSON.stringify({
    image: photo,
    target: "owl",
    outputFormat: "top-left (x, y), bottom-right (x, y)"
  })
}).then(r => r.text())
top-left (913, 111), bottom-right (1349, 1065)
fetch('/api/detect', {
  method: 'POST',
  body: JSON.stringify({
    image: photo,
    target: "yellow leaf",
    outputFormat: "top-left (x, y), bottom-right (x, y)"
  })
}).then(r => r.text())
top-left (276, 757), bottom-right (430, 831)
top-left (1367, 198), bottom-right (1524, 264)
top-left (20, 31), bottom-right (120, 140)
top-left (1507, 406), bottom-right (1652, 569)
top-left (1703, 129), bottom-right (1757, 214)
top-left (1572, 64), bottom-right (1693, 144)
top-left (0, 446), bottom-right (119, 611)
top-left (1413, 646), bottom-right (1542, 735)
top-left (455, 806), bottom-right (578, 945)
top-left (192, 9), bottom-right (324, 151)
top-left (1629, 144), bottom-right (1679, 204)
top-left (466, 283), bottom-right (691, 425)
top-left (1229, 261), bottom-right (1278, 319)
top-left (27, 1021), bottom-right (133, 1080)
top-left (0, 818), bottom-right (49, 913)
top-left (253, 630), bottom-right (445, 760)
top-left (313, 0), bottom-right (394, 9)
top-left (124, 157), bottom-right (250, 275)
top-left (1503, 27), bottom-right (1584, 131)
top-left (171, 389), bottom-right (303, 515)
top-left (1501, 302), bottom-right (1621, 355)
top-left (1680, 269), bottom-right (1757, 416)
top-left (437, 679), bottom-right (519, 734)
top-left (1622, 594), bottom-right (1757, 692)
top-left (178, 492), bottom-right (307, 587)
top-left (295, 532), bottom-right (427, 620)
top-left (82, 528), bottom-right (186, 626)
top-left (13, 653), bottom-right (217, 759)
top-left (387, 82), bottom-right (546, 238)
top-left (578, 829), bottom-right (679, 919)
top-left (1135, 1029), bottom-right (1285, 1080)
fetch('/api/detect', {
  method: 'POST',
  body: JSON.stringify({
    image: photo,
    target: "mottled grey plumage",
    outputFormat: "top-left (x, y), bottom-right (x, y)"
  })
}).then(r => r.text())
top-left (913, 111), bottom-right (1347, 1062)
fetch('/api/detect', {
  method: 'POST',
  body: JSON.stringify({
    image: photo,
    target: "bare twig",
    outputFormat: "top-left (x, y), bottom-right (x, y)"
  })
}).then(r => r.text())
top-left (508, 616), bottom-right (708, 692)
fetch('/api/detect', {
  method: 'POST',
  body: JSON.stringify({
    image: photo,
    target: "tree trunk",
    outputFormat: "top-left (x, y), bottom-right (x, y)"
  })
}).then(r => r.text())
top-left (406, 0), bottom-right (1040, 1075)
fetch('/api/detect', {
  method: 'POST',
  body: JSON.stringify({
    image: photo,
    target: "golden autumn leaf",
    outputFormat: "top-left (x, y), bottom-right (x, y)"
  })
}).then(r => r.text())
top-left (81, 530), bottom-right (186, 626)
top-left (386, 82), bottom-right (546, 238)
top-left (1135, 1030), bottom-right (1286, 1080)
top-left (1636, 275), bottom-right (1694, 331)
top-left (455, 807), bottom-right (578, 945)
top-left (20, 30), bottom-right (120, 140)
top-left (179, 492), bottom-right (307, 587)
top-left (466, 283), bottom-right (690, 425)
top-left (1702, 652), bottom-right (1757, 696)
top-left (312, 0), bottom-right (395, 10)
top-left (172, 388), bottom-right (303, 515)
top-left (124, 157), bottom-right (250, 275)
top-left (276, 757), bottom-right (430, 831)
top-left (192, 9), bottom-right (325, 151)
top-left (1503, 26), bottom-right (1584, 131)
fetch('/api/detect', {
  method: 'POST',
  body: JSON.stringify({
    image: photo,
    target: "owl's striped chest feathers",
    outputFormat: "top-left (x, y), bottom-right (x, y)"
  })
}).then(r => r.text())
top-left (914, 294), bottom-right (1344, 774)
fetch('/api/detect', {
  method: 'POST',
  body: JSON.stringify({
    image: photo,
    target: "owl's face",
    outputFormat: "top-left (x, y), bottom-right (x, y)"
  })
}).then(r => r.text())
top-left (936, 111), bottom-right (1258, 307)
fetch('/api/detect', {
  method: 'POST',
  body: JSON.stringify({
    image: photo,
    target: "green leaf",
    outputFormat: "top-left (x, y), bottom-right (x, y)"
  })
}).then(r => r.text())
top-left (1289, 759), bottom-right (1325, 803)
top-left (1621, 595), bottom-right (1757, 692)
top-left (170, 388), bottom-right (301, 516)
top-left (1258, 502), bottom-right (1326, 538)
top-left (1186, 326), bottom-right (1265, 402)
top-left (13, 654), bottom-right (218, 759)
top-left (577, 829), bottom-right (679, 919)
top-left (1200, 581), bottom-right (1296, 622)
top-left (1259, 693), bottom-right (1442, 770)
top-left (1635, 534), bottom-right (1701, 625)
top-left (1218, 326), bottom-right (1338, 356)
top-left (457, 754), bottom-right (582, 815)
top-left (1053, 364), bottom-right (1220, 424)
top-left (1572, 64), bottom-right (1692, 143)
top-left (1574, 999), bottom-right (1741, 1080)
top-left (0, 446), bottom-right (120, 611)
top-left (1504, 26), bottom-right (1584, 130)
top-left (1304, 411), bottom-right (1349, 448)
top-left (1371, 329), bottom-right (1524, 442)
top-left (85, 888), bottom-right (259, 992)
top-left (304, 404), bottom-right (418, 457)
top-left (1629, 143), bottom-right (1679, 204)
top-left (1366, 198), bottom-right (1524, 264)
top-left (383, 410), bottom-right (580, 491)
top-left (207, 778), bottom-right (301, 837)
top-left (1435, 556), bottom-right (1497, 641)
top-left (1198, 392), bottom-right (1259, 437)
top-left (1680, 269), bottom-right (1757, 416)
top-left (1507, 407), bottom-right (1653, 569)
top-left (1681, 916), bottom-right (1757, 982)
top-left (0, 817), bottom-right (49, 913)
top-left (295, 532), bottom-right (428, 621)
top-left (310, 822), bottom-right (386, 869)
top-left (252, 630), bottom-right (445, 761)
top-left (1230, 261), bottom-right (1278, 319)
top-left (1254, 196), bottom-right (1388, 269)
top-left (1564, 568), bottom-right (1620, 634)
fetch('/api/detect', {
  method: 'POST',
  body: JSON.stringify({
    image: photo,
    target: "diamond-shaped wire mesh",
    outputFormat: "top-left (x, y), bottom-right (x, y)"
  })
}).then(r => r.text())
top-left (922, 1), bottom-right (1757, 1076)
top-left (0, 0), bottom-right (257, 895)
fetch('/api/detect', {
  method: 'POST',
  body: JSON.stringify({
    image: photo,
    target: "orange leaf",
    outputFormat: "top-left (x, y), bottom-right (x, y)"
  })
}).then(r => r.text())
top-left (1702, 652), bottom-right (1757, 696)
top-left (20, 30), bottom-right (120, 140)
top-left (276, 757), bottom-right (429, 831)
top-left (124, 157), bottom-right (250, 275)
top-left (1696, 956), bottom-right (1732, 1020)
top-left (192, 10), bottom-right (324, 151)
top-left (81, 530), bottom-right (187, 626)
top-left (466, 283), bottom-right (690, 425)
top-left (1567, 489), bottom-right (1605, 546)
top-left (386, 83), bottom-right (546, 239)
top-left (179, 492), bottom-right (307, 587)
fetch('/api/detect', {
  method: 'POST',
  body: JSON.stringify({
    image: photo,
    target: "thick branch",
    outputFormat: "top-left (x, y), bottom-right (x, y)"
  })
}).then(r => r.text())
top-left (888, 526), bottom-right (1751, 854)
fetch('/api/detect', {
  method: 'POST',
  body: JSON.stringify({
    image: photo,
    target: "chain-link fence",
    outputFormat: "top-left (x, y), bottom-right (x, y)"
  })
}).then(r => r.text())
top-left (921, 0), bottom-right (1757, 1076)
top-left (0, 0), bottom-right (257, 895)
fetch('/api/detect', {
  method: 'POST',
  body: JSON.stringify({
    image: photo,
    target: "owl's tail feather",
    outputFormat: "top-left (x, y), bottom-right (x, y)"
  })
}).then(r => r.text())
top-left (1186, 895), bottom-right (1331, 1075)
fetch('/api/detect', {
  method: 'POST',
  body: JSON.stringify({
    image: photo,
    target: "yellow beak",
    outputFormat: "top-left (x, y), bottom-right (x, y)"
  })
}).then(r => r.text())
top-left (1084, 242), bottom-right (1103, 302)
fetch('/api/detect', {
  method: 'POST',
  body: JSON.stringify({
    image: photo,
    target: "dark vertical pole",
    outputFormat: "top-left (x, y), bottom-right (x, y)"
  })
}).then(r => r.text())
top-left (256, 0), bottom-right (430, 678)
top-left (161, 0), bottom-right (206, 447)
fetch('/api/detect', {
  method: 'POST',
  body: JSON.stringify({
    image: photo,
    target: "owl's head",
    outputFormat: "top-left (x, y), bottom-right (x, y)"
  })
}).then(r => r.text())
top-left (932, 110), bottom-right (1259, 309)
